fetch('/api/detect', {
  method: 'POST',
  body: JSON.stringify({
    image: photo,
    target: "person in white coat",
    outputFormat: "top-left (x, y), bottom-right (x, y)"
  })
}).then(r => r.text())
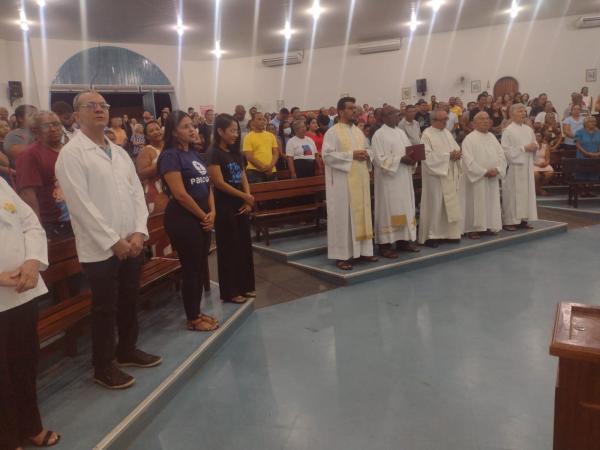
top-left (56, 90), bottom-right (161, 390)
top-left (460, 112), bottom-right (507, 239)
top-left (0, 178), bottom-right (60, 449)
top-left (501, 103), bottom-right (538, 230)
top-left (372, 106), bottom-right (419, 258)
top-left (323, 96), bottom-right (377, 271)
top-left (418, 109), bottom-right (463, 247)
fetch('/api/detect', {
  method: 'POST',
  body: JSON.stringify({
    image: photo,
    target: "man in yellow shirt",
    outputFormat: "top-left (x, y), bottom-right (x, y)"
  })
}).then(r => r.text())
top-left (449, 97), bottom-right (463, 119)
top-left (243, 112), bottom-right (279, 183)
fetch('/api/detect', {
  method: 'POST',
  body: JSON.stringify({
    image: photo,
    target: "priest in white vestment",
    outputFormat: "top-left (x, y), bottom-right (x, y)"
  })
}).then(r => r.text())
top-left (460, 112), bottom-right (507, 238)
top-left (501, 103), bottom-right (538, 230)
top-left (372, 106), bottom-right (420, 258)
top-left (322, 97), bottom-right (378, 270)
top-left (418, 109), bottom-right (463, 247)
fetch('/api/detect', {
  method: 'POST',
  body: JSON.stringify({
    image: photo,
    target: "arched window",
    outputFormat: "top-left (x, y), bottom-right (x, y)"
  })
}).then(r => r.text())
top-left (50, 46), bottom-right (175, 117)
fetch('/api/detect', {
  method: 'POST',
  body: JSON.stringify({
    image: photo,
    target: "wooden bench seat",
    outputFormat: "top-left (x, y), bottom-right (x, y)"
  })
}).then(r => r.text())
top-left (562, 158), bottom-right (600, 208)
top-left (250, 176), bottom-right (326, 245)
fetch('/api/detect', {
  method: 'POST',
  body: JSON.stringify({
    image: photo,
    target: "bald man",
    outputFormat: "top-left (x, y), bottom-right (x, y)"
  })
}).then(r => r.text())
top-left (501, 104), bottom-right (538, 230)
top-left (459, 112), bottom-right (507, 239)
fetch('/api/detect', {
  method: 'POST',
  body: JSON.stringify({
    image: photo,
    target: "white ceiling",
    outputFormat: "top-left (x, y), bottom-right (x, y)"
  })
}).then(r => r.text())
top-left (2, 0), bottom-right (600, 60)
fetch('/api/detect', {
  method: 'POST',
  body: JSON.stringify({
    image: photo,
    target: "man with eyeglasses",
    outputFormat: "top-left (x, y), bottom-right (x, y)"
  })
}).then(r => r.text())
top-left (16, 111), bottom-right (71, 240)
top-left (56, 90), bottom-right (161, 390)
top-left (418, 109), bottom-right (463, 248)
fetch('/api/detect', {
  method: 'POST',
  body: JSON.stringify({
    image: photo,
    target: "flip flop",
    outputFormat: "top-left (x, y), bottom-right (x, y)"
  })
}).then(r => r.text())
top-left (28, 430), bottom-right (61, 448)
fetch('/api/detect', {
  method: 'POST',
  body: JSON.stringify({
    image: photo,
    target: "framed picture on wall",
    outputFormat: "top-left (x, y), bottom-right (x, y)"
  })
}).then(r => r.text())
top-left (586, 69), bottom-right (597, 82)
top-left (471, 80), bottom-right (481, 93)
top-left (402, 87), bottom-right (411, 100)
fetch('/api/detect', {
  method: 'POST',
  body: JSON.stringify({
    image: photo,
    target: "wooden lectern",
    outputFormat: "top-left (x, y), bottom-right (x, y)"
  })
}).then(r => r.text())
top-left (550, 302), bottom-right (600, 450)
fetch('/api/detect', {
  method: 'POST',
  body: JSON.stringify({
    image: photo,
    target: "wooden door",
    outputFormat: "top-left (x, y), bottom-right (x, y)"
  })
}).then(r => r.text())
top-left (494, 77), bottom-right (519, 98)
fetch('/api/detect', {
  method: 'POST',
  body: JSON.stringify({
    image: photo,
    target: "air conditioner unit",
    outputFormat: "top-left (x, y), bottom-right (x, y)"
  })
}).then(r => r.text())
top-left (358, 39), bottom-right (401, 55)
top-left (262, 52), bottom-right (303, 67)
top-left (576, 15), bottom-right (600, 28)
top-left (92, 84), bottom-right (141, 93)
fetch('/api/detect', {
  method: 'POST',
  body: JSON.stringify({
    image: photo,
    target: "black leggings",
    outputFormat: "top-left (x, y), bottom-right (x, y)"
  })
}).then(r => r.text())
top-left (164, 201), bottom-right (211, 321)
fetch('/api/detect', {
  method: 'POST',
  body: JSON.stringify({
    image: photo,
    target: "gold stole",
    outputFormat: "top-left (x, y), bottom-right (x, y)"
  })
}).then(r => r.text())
top-left (334, 124), bottom-right (373, 241)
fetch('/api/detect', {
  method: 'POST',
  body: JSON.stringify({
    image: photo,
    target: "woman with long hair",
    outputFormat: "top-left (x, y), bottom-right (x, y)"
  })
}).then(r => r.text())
top-left (136, 120), bottom-right (168, 214)
top-left (157, 111), bottom-right (218, 331)
top-left (206, 114), bottom-right (255, 304)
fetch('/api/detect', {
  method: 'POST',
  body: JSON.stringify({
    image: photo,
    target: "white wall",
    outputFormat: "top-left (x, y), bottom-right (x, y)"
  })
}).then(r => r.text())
top-left (0, 14), bottom-right (598, 114)
top-left (181, 14), bottom-right (600, 114)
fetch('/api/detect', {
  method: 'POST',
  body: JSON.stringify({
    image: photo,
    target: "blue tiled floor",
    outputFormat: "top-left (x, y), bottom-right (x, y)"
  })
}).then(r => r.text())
top-left (128, 224), bottom-right (600, 450)
top-left (37, 285), bottom-right (245, 450)
top-left (538, 197), bottom-right (600, 214)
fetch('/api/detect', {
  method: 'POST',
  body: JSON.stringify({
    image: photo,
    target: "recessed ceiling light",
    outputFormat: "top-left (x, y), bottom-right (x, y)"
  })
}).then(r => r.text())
top-left (409, 10), bottom-right (419, 32)
top-left (19, 8), bottom-right (29, 31)
top-left (429, 0), bottom-right (443, 12)
top-left (282, 20), bottom-right (293, 40)
top-left (37, 0), bottom-right (46, 7)
top-left (510, 0), bottom-right (520, 18)
top-left (175, 16), bottom-right (185, 36)
top-left (308, 0), bottom-right (324, 20)
top-left (212, 40), bottom-right (224, 58)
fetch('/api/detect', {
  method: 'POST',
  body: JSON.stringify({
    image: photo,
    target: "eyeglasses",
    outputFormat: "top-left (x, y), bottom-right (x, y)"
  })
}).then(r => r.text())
top-left (39, 121), bottom-right (62, 131)
top-left (80, 102), bottom-right (110, 111)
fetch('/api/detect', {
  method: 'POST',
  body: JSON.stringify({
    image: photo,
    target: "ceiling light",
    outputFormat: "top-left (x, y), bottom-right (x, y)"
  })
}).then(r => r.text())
top-left (37, 0), bottom-right (46, 7)
top-left (175, 16), bottom-right (185, 36)
top-left (308, 0), bottom-right (323, 20)
top-left (409, 10), bottom-right (418, 32)
top-left (282, 20), bottom-right (293, 40)
top-left (212, 40), bottom-right (224, 58)
top-left (19, 8), bottom-right (29, 32)
top-left (510, 0), bottom-right (519, 18)
top-left (430, 0), bottom-right (443, 12)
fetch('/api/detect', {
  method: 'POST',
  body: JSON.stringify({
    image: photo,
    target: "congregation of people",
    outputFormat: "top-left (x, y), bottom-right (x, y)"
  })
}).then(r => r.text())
top-left (1, 85), bottom-right (600, 450)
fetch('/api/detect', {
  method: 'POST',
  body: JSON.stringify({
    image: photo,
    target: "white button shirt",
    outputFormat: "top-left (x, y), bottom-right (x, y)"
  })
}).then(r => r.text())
top-left (55, 131), bottom-right (149, 263)
top-left (0, 178), bottom-right (48, 312)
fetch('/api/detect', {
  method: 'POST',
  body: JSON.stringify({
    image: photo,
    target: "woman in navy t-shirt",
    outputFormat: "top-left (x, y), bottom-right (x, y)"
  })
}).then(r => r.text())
top-left (207, 114), bottom-right (255, 303)
top-left (158, 111), bottom-right (218, 332)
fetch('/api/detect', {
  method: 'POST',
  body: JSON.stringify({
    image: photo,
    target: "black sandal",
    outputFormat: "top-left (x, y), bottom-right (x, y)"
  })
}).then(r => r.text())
top-left (28, 430), bottom-right (61, 447)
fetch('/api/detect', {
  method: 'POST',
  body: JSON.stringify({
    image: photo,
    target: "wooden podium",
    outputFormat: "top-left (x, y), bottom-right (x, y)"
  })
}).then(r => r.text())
top-left (550, 302), bottom-right (600, 450)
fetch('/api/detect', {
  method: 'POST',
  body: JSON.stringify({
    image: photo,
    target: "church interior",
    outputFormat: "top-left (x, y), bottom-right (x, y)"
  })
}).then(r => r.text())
top-left (1, 1), bottom-right (600, 450)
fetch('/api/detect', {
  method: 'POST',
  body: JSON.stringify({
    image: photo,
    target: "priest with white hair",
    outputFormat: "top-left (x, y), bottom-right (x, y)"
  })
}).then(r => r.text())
top-left (371, 105), bottom-right (420, 258)
top-left (322, 96), bottom-right (378, 271)
top-left (460, 111), bottom-right (507, 239)
top-left (501, 103), bottom-right (538, 230)
top-left (418, 109), bottom-right (463, 248)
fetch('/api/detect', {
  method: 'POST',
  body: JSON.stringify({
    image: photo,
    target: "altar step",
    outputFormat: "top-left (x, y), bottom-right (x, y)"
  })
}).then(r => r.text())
top-left (37, 283), bottom-right (254, 450)
top-left (255, 220), bottom-right (567, 286)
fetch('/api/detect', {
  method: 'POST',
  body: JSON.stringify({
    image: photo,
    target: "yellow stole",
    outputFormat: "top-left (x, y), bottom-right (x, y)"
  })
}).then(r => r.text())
top-left (334, 123), bottom-right (373, 241)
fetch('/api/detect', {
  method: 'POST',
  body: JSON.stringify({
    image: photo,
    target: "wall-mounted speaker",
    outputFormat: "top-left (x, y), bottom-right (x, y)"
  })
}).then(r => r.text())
top-left (416, 78), bottom-right (427, 95)
top-left (8, 81), bottom-right (23, 105)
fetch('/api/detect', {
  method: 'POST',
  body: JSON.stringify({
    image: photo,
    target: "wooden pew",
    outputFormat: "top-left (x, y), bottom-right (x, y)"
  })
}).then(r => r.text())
top-left (250, 176), bottom-right (325, 245)
top-left (562, 158), bottom-right (600, 208)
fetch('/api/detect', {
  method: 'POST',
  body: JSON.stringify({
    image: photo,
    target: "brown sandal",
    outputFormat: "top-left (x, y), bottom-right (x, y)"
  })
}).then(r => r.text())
top-left (336, 260), bottom-right (353, 270)
top-left (224, 296), bottom-right (248, 304)
top-left (198, 313), bottom-right (219, 326)
top-left (187, 318), bottom-right (218, 332)
top-left (359, 255), bottom-right (379, 263)
top-left (467, 232), bottom-right (481, 240)
top-left (380, 248), bottom-right (399, 259)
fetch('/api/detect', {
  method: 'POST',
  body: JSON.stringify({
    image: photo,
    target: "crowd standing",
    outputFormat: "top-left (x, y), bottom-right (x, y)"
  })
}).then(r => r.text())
top-left (1, 86), bottom-right (599, 449)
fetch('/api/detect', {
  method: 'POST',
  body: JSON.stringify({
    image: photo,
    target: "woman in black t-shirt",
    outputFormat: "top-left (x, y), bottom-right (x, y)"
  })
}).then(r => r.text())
top-left (207, 114), bottom-right (256, 303)
top-left (157, 111), bottom-right (218, 332)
